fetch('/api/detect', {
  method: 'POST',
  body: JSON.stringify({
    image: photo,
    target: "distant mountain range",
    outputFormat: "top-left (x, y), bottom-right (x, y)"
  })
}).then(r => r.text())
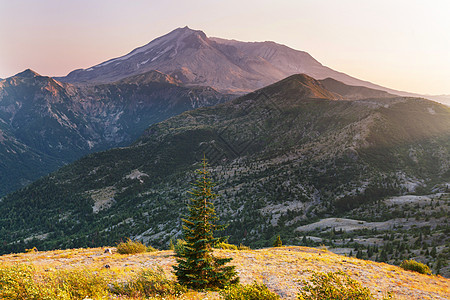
top-left (55, 27), bottom-right (448, 106)
top-left (0, 69), bottom-right (230, 196)
top-left (1, 74), bottom-right (448, 253)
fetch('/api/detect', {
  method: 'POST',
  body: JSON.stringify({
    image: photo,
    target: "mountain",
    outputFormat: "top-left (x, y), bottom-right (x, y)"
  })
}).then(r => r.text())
top-left (1, 74), bottom-right (448, 257)
top-left (60, 26), bottom-right (430, 99)
top-left (0, 69), bottom-right (231, 196)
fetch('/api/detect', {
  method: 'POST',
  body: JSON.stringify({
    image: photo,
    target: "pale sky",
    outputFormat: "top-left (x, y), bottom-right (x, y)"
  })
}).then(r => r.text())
top-left (0, 0), bottom-right (449, 95)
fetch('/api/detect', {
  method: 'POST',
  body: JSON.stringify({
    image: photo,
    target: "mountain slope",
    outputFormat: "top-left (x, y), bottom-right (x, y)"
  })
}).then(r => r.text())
top-left (1, 74), bottom-right (448, 254)
top-left (0, 69), bottom-right (231, 195)
top-left (60, 26), bottom-right (430, 100)
top-left (319, 78), bottom-right (394, 100)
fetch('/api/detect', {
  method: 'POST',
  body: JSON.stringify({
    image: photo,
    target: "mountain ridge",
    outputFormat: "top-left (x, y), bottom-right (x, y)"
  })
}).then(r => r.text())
top-left (56, 26), bottom-right (449, 106)
top-left (0, 68), bottom-right (231, 196)
top-left (262, 74), bottom-right (340, 100)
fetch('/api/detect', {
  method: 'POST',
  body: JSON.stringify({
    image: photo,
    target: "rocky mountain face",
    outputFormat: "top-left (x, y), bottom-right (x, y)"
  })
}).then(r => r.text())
top-left (1, 74), bottom-right (448, 254)
top-left (0, 69), bottom-right (230, 196)
top-left (61, 26), bottom-right (424, 98)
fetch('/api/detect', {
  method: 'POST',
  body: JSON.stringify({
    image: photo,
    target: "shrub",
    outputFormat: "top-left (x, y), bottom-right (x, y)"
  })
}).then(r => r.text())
top-left (400, 259), bottom-right (431, 275)
top-left (174, 239), bottom-right (187, 256)
top-left (55, 268), bottom-right (110, 299)
top-left (216, 242), bottom-right (238, 250)
top-left (0, 264), bottom-right (49, 299)
top-left (25, 247), bottom-right (38, 253)
top-left (238, 244), bottom-right (251, 250)
top-left (116, 238), bottom-right (147, 254)
top-left (0, 264), bottom-right (110, 300)
top-left (112, 267), bottom-right (186, 297)
top-left (146, 245), bottom-right (157, 252)
top-left (298, 270), bottom-right (391, 300)
top-left (221, 282), bottom-right (280, 300)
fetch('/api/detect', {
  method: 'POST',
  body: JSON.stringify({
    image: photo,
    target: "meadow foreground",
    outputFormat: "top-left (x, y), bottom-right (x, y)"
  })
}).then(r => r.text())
top-left (1, 246), bottom-right (448, 299)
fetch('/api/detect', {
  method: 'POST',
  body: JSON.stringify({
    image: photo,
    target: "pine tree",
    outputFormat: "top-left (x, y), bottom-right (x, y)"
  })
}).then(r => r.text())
top-left (273, 235), bottom-right (282, 247)
top-left (173, 158), bottom-right (239, 290)
top-left (435, 258), bottom-right (442, 275)
top-left (169, 239), bottom-right (175, 250)
top-left (430, 246), bottom-right (437, 258)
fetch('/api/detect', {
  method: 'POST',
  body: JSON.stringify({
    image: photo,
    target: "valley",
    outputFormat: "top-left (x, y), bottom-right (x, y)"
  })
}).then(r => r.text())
top-left (1, 74), bottom-right (448, 278)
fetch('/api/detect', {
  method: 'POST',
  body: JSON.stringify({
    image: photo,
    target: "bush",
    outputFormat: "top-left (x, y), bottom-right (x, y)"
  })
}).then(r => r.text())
top-left (174, 239), bottom-right (187, 256)
top-left (238, 244), bottom-right (251, 250)
top-left (1, 264), bottom-right (189, 299)
top-left (216, 242), bottom-right (238, 250)
top-left (116, 238), bottom-right (147, 254)
top-left (221, 282), bottom-right (280, 300)
top-left (25, 247), bottom-right (38, 253)
top-left (55, 268), bottom-right (110, 299)
top-left (146, 245), bottom-right (157, 252)
top-left (112, 267), bottom-right (186, 297)
top-left (298, 270), bottom-right (391, 300)
top-left (400, 259), bottom-right (431, 275)
top-left (0, 264), bottom-right (48, 299)
top-left (0, 264), bottom-right (110, 300)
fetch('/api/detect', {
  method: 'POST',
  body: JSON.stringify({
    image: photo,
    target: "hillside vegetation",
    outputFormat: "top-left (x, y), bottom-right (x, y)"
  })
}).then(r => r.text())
top-left (0, 246), bottom-right (448, 299)
top-left (0, 75), bottom-right (448, 261)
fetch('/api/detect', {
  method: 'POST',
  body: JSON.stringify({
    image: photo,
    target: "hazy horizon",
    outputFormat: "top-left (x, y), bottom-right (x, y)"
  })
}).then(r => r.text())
top-left (1, 0), bottom-right (449, 95)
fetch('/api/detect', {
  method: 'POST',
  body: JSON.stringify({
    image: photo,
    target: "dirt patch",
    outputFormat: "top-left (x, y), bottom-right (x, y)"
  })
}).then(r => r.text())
top-left (86, 186), bottom-right (116, 213)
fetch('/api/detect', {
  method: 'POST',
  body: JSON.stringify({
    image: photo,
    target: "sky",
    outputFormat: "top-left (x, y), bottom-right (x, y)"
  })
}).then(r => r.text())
top-left (0, 0), bottom-right (449, 95)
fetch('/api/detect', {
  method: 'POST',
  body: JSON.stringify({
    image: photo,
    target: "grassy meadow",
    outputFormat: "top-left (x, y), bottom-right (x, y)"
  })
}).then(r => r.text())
top-left (0, 246), bottom-right (448, 299)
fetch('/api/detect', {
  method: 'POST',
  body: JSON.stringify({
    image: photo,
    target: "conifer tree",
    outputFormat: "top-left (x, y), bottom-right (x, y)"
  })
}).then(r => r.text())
top-left (302, 234), bottom-right (307, 245)
top-left (173, 157), bottom-right (239, 290)
top-left (273, 235), bottom-right (282, 247)
top-left (169, 239), bottom-right (175, 250)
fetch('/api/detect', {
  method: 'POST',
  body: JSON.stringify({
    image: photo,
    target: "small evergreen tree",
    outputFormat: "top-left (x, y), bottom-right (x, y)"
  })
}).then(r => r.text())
top-left (168, 239), bottom-right (175, 251)
top-left (430, 246), bottom-right (437, 258)
top-left (173, 158), bottom-right (239, 290)
top-left (273, 235), bottom-right (282, 247)
top-left (302, 234), bottom-right (307, 245)
top-left (435, 258), bottom-right (442, 275)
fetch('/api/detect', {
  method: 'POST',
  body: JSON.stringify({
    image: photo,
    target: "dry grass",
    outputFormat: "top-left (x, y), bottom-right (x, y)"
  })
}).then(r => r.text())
top-left (0, 246), bottom-right (448, 299)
